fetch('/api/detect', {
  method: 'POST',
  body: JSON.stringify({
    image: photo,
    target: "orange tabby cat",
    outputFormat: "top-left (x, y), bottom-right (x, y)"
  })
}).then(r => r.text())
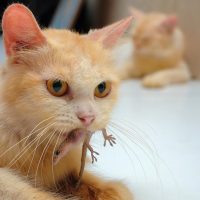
top-left (0, 4), bottom-right (133, 200)
top-left (120, 8), bottom-right (191, 87)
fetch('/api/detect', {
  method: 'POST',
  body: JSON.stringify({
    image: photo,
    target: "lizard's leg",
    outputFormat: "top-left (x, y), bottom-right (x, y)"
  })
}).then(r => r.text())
top-left (102, 128), bottom-right (116, 147)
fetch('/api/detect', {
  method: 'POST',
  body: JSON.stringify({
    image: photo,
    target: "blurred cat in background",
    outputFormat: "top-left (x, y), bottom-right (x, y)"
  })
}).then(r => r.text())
top-left (120, 8), bottom-right (191, 88)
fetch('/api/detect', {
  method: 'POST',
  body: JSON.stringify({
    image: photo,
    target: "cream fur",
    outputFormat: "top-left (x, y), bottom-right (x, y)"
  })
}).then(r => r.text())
top-left (0, 4), bottom-right (133, 200)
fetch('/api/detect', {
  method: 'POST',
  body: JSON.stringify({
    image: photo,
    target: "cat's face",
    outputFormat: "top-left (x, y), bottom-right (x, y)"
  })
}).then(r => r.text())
top-left (131, 10), bottom-right (178, 56)
top-left (1, 4), bottom-right (132, 144)
top-left (3, 30), bottom-right (118, 135)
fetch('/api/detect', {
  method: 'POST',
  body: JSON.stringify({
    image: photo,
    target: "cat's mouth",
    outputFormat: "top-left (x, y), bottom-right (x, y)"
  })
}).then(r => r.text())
top-left (53, 128), bottom-right (89, 165)
top-left (66, 128), bottom-right (89, 143)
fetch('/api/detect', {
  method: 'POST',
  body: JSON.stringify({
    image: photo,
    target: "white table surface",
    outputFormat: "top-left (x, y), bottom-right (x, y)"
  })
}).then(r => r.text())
top-left (90, 80), bottom-right (200, 200)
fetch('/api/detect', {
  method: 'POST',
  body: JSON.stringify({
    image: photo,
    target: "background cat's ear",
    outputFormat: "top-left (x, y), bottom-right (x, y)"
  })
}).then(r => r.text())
top-left (2, 4), bottom-right (46, 56)
top-left (88, 16), bottom-right (133, 48)
top-left (158, 15), bottom-right (177, 33)
top-left (129, 7), bottom-right (144, 19)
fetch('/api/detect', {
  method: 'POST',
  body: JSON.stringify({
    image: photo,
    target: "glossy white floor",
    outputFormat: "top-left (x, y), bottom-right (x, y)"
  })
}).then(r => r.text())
top-left (90, 80), bottom-right (200, 200)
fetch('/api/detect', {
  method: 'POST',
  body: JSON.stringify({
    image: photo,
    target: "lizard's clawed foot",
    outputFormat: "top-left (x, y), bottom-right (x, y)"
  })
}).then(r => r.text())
top-left (86, 143), bottom-right (99, 163)
top-left (104, 134), bottom-right (116, 147)
top-left (102, 129), bottom-right (116, 147)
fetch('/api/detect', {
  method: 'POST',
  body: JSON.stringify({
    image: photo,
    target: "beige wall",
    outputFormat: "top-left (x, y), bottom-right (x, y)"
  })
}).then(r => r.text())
top-left (96, 0), bottom-right (200, 78)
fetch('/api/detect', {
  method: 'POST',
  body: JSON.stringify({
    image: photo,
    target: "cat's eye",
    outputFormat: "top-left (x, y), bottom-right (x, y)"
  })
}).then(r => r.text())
top-left (46, 80), bottom-right (68, 97)
top-left (95, 81), bottom-right (111, 98)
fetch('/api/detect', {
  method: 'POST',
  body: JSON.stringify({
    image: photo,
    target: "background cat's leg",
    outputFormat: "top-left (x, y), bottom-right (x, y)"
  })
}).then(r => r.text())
top-left (67, 171), bottom-right (133, 200)
top-left (142, 62), bottom-right (191, 87)
top-left (0, 168), bottom-right (74, 200)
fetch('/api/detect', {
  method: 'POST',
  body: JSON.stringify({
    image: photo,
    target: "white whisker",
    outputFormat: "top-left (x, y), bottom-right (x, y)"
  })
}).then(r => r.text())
top-left (0, 116), bottom-right (55, 160)
top-left (25, 122), bottom-right (56, 176)
top-left (34, 130), bottom-right (56, 187)
top-left (7, 122), bottom-right (56, 168)
top-left (50, 129), bottom-right (63, 190)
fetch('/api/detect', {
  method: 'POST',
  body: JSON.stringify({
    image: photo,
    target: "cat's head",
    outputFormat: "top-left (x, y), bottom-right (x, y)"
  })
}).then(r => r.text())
top-left (1, 4), bottom-right (132, 144)
top-left (130, 8), bottom-right (184, 56)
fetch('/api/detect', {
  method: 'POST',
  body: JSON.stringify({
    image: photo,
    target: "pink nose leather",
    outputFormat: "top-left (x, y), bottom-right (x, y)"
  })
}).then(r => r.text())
top-left (77, 115), bottom-right (95, 126)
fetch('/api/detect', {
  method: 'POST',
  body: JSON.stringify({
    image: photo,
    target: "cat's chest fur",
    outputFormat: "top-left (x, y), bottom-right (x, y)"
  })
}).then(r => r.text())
top-left (0, 134), bottom-right (81, 187)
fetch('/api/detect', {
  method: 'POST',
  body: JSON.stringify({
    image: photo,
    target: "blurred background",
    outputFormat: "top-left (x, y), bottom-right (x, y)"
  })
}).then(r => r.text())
top-left (0, 0), bottom-right (199, 78)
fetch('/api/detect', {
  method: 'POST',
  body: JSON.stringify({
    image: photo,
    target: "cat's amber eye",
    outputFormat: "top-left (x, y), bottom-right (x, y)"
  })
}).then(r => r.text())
top-left (46, 80), bottom-right (68, 97)
top-left (94, 81), bottom-right (111, 98)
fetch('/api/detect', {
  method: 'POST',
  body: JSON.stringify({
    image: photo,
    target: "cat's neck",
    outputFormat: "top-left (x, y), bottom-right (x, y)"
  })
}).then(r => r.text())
top-left (0, 118), bottom-right (81, 187)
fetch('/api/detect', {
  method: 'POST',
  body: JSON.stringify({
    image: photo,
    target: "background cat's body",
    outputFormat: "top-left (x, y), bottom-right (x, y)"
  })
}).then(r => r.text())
top-left (120, 10), bottom-right (191, 87)
top-left (0, 4), bottom-right (133, 200)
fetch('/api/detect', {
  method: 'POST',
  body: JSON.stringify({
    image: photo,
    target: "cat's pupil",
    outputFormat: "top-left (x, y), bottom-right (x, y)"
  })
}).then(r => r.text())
top-left (53, 80), bottom-right (62, 92)
top-left (98, 82), bottom-right (106, 93)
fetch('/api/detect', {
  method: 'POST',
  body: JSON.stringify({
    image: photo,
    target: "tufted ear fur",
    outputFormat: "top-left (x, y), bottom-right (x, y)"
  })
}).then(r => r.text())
top-left (88, 16), bottom-right (133, 48)
top-left (2, 3), bottom-right (46, 56)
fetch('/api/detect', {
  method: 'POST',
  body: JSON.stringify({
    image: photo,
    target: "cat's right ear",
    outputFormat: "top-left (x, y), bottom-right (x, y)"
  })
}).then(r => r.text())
top-left (2, 4), bottom-right (46, 56)
top-left (88, 16), bottom-right (133, 48)
top-left (158, 15), bottom-right (177, 34)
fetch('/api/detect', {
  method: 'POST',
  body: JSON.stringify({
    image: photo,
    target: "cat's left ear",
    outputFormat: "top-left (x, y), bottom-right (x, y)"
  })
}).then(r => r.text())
top-left (158, 15), bottom-right (177, 33)
top-left (2, 4), bottom-right (46, 56)
top-left (88, 16), bottom-right (133, 48)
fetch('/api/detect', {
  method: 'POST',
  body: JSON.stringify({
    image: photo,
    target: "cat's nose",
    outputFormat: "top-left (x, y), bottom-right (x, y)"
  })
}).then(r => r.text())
top-left (77, 114), bottom-right (95, 126)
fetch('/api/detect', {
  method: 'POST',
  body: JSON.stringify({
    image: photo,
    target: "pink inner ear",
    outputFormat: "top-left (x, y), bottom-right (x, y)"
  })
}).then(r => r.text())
top-left (2, 4), bottom-right (46, 56)
top-left (88, 16), bottom-right (133, 48)
top-left (159, 15), bottom-right (177, 33)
